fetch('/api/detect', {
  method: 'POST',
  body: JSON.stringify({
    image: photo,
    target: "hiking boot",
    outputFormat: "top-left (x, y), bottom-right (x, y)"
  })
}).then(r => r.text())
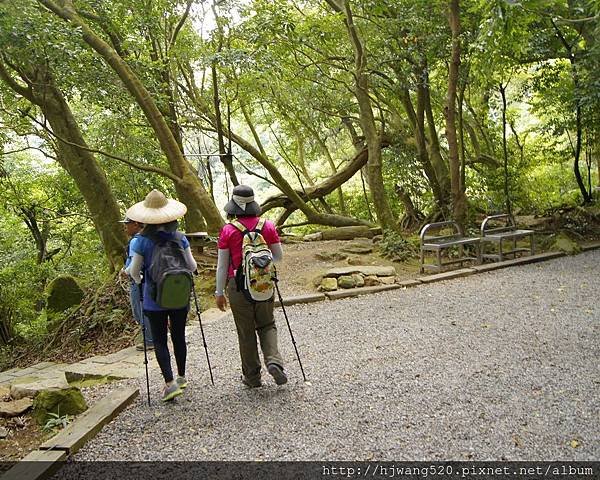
top-left (267, 363), bottom-right (288, 385)
top-left (241, 376), bottom-right (262, 388)
top-left (176, 376), bottom-right (187, 389)
top-left (136, 343), bottom-right (154, 351)
top-left (161, 383), bottom-right (183, 402)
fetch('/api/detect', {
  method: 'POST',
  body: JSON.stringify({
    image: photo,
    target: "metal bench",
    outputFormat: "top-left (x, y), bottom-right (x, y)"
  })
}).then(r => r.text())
top-left (480, 214), bottom-right (535, 262)
top-left (419, 221), bottom-right (481, 273)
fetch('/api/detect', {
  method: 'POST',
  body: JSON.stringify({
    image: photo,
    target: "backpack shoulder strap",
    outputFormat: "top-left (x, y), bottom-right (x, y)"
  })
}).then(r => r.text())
top-left (255, 218), bottom-right (266, 232)
top-left (229, 219), bottom-right (249, 234)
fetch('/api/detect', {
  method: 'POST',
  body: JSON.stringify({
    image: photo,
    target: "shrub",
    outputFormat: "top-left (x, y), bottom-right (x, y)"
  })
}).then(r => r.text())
top-left (378, 230), bottom-right (419, 262)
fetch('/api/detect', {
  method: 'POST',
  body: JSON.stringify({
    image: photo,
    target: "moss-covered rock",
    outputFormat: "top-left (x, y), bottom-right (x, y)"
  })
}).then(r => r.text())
top-left (338, 275), bottom-right (357, 289)
top-left (551, 233), bottom-right (582, 255)
top-left (32, 387), bottom-right (88, 425)
top-left (46, 275), bottom-right (84, 312)
top-left (320, 278), bottom-right (338, 291)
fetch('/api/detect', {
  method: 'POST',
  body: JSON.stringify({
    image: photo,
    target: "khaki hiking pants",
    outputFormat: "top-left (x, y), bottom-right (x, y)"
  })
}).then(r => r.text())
top-left (227, 281), bottom-right (283, 383)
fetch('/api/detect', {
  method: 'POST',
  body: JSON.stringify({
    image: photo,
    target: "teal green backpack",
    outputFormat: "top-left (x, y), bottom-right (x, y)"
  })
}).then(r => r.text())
top-left (146, 232), bottom-right (193, 309)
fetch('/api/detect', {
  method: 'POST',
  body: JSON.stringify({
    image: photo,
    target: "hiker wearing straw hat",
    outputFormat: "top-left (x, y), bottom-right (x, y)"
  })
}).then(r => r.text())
top-left (215, 185), bottom-right (287, 388)
top-left (126, 189), bottom-right (197, 402)
top-left (119, 216), bottom-right (154, 352)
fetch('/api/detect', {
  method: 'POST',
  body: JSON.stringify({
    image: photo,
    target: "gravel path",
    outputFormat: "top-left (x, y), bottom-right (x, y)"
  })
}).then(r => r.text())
top-left (72, 251), bottom-right (599, 461)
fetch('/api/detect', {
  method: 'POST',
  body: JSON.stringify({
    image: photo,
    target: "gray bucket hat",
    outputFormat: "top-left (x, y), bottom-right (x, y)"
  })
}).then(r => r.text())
top-left (224, 185), bottom-right (261, 216)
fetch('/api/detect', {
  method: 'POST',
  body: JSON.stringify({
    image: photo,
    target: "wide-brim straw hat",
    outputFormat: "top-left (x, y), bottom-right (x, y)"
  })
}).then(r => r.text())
top-left (224, 184), bottom-right (261, 216)
top-left (126, 189), bottom-right (187, 225)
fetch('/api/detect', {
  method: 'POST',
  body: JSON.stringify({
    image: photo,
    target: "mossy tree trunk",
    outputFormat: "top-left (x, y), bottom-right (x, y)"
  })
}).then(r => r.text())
top-left (445, 0), bottom-right (468, 229)
top-left (37, 0), bottom-right (225, 233)
top-left (326, 0), bottom-right (397, 231)
top-left (0, 61), bottom-right (127, 271)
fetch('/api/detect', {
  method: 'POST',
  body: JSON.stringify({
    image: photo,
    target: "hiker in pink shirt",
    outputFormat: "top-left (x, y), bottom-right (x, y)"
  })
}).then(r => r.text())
top-left (215, 185), bottom-right (288, 388)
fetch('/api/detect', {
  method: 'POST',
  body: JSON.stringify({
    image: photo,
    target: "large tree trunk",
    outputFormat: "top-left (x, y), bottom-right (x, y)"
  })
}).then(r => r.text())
top-left (420, 63), bottom-right (451, 202)
top-left (327, 0), bottom-right (397, 231)
top-left (0, 63), bottom-right (128, 270)
top-left (445, 0), bottom-right (467, 228)
top-left (398, 87), bottom-right (445, 209)
top-left (260, 144), bottom-right (388, 214)
top-left (37, 0), bottom-right (225, 233)
top-left (499, 83), bottom-right (513, 217)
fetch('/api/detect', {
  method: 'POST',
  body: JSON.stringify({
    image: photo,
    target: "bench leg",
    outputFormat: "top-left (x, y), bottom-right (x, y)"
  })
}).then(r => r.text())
top-left (420, 249), bottom-right (425, 274)
top-left (477, 243), bottom-right (482, 264)
top-left (436, 249), bottom-right (442, 271)
top-left (530, 234), bottom-right (535, 256)
top-left (498, 238), bottom-right (504, 262)
top-left (512, 236), bottom-right (517, 258)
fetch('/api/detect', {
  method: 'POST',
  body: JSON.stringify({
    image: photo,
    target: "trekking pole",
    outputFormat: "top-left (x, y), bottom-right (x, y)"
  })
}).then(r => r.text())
top-left (191, 282), bottom-right (215, 386)
top-left (138, 283), bottom-right (151, 407)
top-left (273, 268), bottom-right (307, 382)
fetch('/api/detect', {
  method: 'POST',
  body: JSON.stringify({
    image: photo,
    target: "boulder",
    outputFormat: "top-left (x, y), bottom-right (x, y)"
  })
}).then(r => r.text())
top-left (321, 226), bottom-right (374, 241)
top-left (46, 275), bottom-right (84, 312)
top-left (363, 275), bottom-right (380, 287)
top-left (351, 274), bottom-right (365, 287)
top-left (32, 387), bottom-right (87, 425)
top-left (10, 375), bottom-right (70, 400)
top-left (303, 232), bottom-right (323, 242)
top-left (551, 233), bottom-right (581, 255)
top-left (338, 275), bottom-right (357, 289)
top-left (320, 278), bottom-right (338, 291)
top-left (324, 266), bottom-right (396, 278)
top-left (0, 397), bottom-right (33, 418)
top-left (379, 276), bottom-right (396, 285)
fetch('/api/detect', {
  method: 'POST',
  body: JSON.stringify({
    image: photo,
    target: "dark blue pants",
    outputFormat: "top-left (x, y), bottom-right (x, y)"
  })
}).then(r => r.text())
top-left (144, 309), bottom-right (187, 383)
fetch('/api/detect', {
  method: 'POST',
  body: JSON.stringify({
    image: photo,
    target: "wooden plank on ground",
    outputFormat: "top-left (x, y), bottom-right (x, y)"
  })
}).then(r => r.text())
top-left (325, 284), bottom-right (402, 300)
top-left (275, 293), bottom-right (327, 307)
top-left (39, 387), bottom-right (139, 455)
top-left (1, 449), bottom-right (66, 480)
top-left (419, 268), bottom-right (476, 284)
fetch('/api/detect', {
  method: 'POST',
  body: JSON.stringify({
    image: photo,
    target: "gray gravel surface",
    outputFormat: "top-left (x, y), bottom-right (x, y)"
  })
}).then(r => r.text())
top-left (72, 251), bottom-right (599, 461)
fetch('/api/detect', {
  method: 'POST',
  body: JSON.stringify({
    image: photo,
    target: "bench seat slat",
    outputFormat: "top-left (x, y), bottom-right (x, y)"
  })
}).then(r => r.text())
top-left (481, 229), bottom-right (534, 240)
top-left (422, 237), bottom-right (480, 249)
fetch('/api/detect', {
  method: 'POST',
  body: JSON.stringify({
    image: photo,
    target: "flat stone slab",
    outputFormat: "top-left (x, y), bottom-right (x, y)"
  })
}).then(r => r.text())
top-left (0, 397), bottom-right (33, 417)
top-left (324, 266), bottom-right (396, 278)
top-left (2, 449), bottom-right (67, 480)
top-left (63, 363), bottom-right (142, 382)
top-left (30, 362), bottom-right (58, 371)
top-left (325, 284), bottom-right (402, 300)
top-left (275, 293), bottom-right (326, 307)
top-left (10, 375), bottom-right (70, 400)
top-left (0, 374), bottom-right (17, 386)
top-left (340, 245), bottom-right (373, 254)
top-left (419, 268), bottom-right (476, 284)
top-left (40, 387), bottom-right (139, 455)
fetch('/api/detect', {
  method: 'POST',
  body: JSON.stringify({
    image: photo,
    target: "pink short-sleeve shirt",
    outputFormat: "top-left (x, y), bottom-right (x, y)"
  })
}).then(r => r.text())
top-left (217, 216), bottom-right (280, 278)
